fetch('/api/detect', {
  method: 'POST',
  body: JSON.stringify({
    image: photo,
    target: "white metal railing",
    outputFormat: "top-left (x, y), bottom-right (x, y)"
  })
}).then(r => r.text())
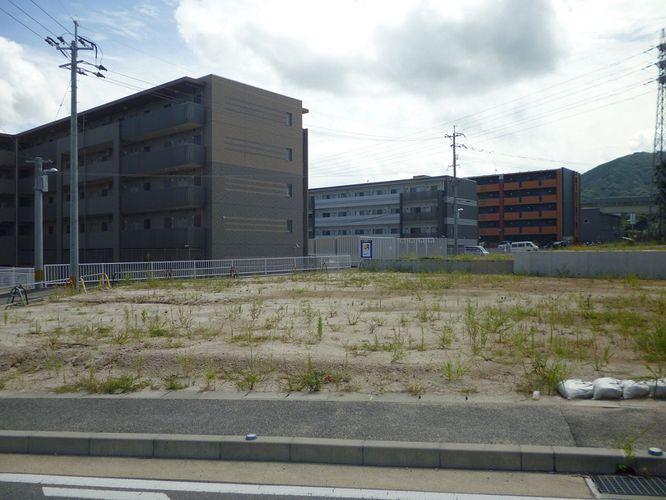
top-left (44, 255), bottom-right (350, 285)
top-left (0, 267), bottom-right (35, 290)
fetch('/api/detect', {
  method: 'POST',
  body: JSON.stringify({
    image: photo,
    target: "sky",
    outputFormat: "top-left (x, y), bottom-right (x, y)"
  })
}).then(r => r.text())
top-left (0, 0), bottom-right (664, 187)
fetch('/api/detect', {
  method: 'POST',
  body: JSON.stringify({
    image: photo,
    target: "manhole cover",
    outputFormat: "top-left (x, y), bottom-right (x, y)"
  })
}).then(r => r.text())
top-left (591, 475), bottom-right (666, 497)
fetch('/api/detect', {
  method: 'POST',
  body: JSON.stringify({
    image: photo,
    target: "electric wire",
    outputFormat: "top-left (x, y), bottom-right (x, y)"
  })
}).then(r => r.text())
top-left (6, 0), bottom-right (58, 38)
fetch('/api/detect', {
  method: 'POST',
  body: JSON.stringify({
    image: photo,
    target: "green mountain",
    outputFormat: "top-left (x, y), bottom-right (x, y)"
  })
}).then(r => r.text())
top-left (581, 152), bottom-right (655, 202)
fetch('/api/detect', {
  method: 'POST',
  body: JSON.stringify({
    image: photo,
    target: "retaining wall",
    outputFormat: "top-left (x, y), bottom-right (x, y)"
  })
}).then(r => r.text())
top-left (514, 251), bottom-right (666, 279)
top-left (359, 259), bottom-right (514, 274)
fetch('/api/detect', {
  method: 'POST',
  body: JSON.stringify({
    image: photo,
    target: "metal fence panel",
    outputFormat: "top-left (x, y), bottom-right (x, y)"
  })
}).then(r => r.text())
top-left (15, 255), bottom-right (352, 291)
top-left (309, 236), bottom-right (447, 264)
top-left (0, 267), bottom-right (35, 290)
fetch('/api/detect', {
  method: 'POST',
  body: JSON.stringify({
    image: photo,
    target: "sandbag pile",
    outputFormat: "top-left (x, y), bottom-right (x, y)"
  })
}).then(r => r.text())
top-left (557, 377), bottom-right (666, 400)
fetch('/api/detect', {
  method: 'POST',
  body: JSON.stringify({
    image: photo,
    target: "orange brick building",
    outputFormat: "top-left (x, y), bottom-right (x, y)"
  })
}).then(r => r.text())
top-left (469, 168), bottom-right (580, 247)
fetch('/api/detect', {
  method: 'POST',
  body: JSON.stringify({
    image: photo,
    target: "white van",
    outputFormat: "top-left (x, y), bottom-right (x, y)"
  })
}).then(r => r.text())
top-left (510, 241), bottom-right (539, 252)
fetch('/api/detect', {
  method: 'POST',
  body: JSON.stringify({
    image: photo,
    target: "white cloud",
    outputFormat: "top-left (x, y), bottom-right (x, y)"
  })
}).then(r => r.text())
top-left (0, 37), bottom-right (60, 133)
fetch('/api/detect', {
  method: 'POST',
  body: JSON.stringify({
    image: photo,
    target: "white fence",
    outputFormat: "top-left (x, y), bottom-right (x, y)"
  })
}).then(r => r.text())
top-left (0, 256), bottom-right (351, 293)
top-left (44, 255), bottom-right (351, 284)
top-left (309, 236), bottom-right (448, 265)
top-left (0, 267), bottom-right (34, 290)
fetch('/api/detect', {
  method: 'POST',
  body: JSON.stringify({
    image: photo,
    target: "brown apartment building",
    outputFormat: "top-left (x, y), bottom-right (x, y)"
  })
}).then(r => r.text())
top-left (469, 167), bottom-right (580, 247)
top-left (0, 75), bottom-right (307, 266)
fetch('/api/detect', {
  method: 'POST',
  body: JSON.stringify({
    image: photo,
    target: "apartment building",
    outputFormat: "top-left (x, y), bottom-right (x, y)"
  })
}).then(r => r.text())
top-left (0, 75), bottom-right (307, 266)
top-left (309, 175), bottom-right (478, 246)
top-left (469, 168), bottom-right (580, 247)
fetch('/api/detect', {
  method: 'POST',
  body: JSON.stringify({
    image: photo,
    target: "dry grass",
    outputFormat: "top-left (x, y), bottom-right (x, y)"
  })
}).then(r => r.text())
top-left (0, 269), bottom-right (663, 397)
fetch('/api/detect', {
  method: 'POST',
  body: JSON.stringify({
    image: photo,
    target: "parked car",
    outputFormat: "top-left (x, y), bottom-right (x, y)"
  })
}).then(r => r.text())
top-left (464, 245), bottom-right (489, 255)
top-left (510, 241), bottom-right (539, 252)
top-left (497, 241), bottom-right (512, 252)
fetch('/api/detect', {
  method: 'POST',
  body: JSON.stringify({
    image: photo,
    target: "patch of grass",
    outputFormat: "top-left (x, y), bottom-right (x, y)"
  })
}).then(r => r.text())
top-left (164, 374), bottom-right (188, 390)
top-left (406, 382), bottom-right (425, 397)
top-left (634, 322), bottom-right (666, 362)
top-left (441, 358), bottom-right (467, 382)
top-left (523, 354), bottom-right (569, 395)
top-left (438, 324), bottom-right (455, 348)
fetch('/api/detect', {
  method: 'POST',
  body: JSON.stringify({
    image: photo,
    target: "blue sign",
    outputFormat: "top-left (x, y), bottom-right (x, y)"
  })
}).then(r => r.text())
top-left (360, 240), bottom-right (373, 259)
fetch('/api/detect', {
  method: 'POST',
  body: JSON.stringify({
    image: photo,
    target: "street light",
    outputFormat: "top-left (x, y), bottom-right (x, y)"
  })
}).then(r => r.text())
top-left (27, 157), bottom-right (58, 287)
top-left (455, 207), bottom-right (463, 255)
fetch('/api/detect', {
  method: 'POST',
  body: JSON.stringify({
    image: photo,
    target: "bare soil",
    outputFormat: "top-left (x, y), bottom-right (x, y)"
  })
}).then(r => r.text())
top-left (0, 270), bottom-right (664, 398)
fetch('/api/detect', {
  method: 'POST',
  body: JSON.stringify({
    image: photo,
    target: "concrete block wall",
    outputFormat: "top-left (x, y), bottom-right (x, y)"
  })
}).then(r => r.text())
top-left (514, 251), bottom-right (666, 279)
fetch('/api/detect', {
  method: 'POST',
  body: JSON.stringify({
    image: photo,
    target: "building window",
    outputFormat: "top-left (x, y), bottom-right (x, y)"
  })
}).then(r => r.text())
top-left (48, 196), bottom-right (54, 204)
top-left (285, 112), bottom-right (293, 126)
top-left (193, 135), bottom-right (202, 145)
top-left (194, 214), bottom-right (202, 227)
top-left (373, 228), bottom-right (384, 234)
top-left (322, 212), bottom-right (330, 218)
top-left (286, 183), bottom-right (293, 197)
top-left (194, 94), bottom-right (202, 104)
top-left (101, 188), bottom-right (108, 197)
top-left (194, 175), bottom-right (202, 186)
top-left (164, 140), bottom-right (172, 148)
top-left (390, 189), bottom-right (397, 194)
top-left (286, 219), bottom-right (293, 232)
top-left (48, 225), bottom-right (54, 235)
top-left (410, 228), bottom-right (418, 234)
top-left (164, 217), bottom-right (173, 229)
top-left (143, 219), bottom-right (151, 230)
top-left (354, 229), bottom-right (365, 235)
top-left (322, 230), bottom-right (331, 236)
top-left (337, 211), bottom-right (347, 217)
top-left (80, 223), bottom-right (85, 233)
top-left (143, 182), bottom-right (151, 191)
top-left (101, 222), bottom-right (108, 232)
top-left (284, 148), bottom-right (293, 161)
top-left (143, 146), bottom-right (151, 153)
top-left (391, 228), bottom-right (399, 234)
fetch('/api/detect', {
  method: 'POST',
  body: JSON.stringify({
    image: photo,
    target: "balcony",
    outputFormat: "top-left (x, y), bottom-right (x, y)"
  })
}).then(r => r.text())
top-left (120, 102), bottom-right (205, 142)
top-left (315, 213), bottom-right (399, 228)
top-left (18, 206), bottom-right (33, 220)
top-left (478, 198), bottom-right (499, 207)
top-left (315, 193), bottom-right (399, 209)
top-left (63, 160), bottom-right (114, 185)
top-left (479, 213), bottom-right (499, 221)
top-left (65, 195), bottom-right (115, 217)
top-left (0, 207), bottom-right (16, 221)
top-left (121, 144), bottom-right (205, 176)
top-left (402, 211), bottom-right (438, 222)
top-left (64, 231), bottom-right (115, 249)
top-left (121, 186), bottom-right (204, 214)
top-left (0, 178), bottom-right (14, 194)
top-left (504, 195), bottom-right (558, 205)
top-left (57, 123), bottom-right (116, 151)
top-left (120, 227), bottom-right (205, 249)
top-left (18, 177), bottom-right (33, 193)
top-left (504, 226), bottom-right (557, 236)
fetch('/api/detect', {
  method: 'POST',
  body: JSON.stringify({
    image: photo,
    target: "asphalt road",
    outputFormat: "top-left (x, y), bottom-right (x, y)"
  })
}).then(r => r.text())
top-left (0, 396), bottom-right (664, 448)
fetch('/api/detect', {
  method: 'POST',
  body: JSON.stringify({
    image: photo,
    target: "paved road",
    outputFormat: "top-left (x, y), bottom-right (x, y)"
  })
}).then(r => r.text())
top-left (0, 473), bottom-right (583, 499)
top-left (0, 396), bottom-right (664, 448)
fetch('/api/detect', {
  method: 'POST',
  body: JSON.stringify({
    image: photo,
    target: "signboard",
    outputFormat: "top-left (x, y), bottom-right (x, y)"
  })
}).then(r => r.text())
top-left (360, 239), bottom-right (373, 259)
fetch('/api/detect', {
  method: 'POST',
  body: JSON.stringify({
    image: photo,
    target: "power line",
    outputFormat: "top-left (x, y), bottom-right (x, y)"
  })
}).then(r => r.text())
top-left (29, 0), bottom-right (72, 35)
top-left (0, 5), bottom-right (45, 39)
top-left (7, 0), bottom-right (57, 37)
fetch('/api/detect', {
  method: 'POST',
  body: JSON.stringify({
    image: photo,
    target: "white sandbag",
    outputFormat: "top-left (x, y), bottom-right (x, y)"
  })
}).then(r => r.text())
top-left (593, 377), bottom-right (622, 400)
top-left (621, 380), bottom-right (650, 399)
top-left (557, 379), bottom-right (593, 399)
top-left (648, 379), bottom-right (666, 399)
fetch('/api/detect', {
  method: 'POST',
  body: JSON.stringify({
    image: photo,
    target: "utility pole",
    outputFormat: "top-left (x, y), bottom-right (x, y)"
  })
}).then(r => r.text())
top-left (48, 21), bottom-right (105, 289)
top-left (445, 126), bottom-right (465, 255)
top-left (27, 157), bottom-right (57, 287)
top-left (654, 28), bottom-right (666, 239)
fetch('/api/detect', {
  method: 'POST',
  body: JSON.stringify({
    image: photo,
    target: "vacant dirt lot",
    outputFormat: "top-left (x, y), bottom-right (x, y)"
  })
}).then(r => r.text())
top-left (0, 270), bottom-right (664, 398)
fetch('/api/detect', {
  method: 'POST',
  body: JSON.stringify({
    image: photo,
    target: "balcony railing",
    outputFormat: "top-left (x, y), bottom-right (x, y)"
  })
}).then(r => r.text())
top-left (121, 144), bottom-right (205, 176)
top-left (0, 178), bottom-right (14, 194)
top-left (120, 102), bottom-right (205, 141)
top-left (65, 195), bottom-right (115, 216)
top-left (63, 160), bottom-right (114, 185)
top-left (0, 207), bottom-right (16, 221)
top-left (64, 231), bottom-right (115, 249)
top-left (120, 227), bottom-right (205, 249)
top-left (121, 186), bottom-right (205, 214)
top-left (402, 211), bottom-right (438, 222)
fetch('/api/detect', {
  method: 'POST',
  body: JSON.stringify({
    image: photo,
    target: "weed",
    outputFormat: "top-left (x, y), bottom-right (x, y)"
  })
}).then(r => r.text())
top-left (441, 358), bottom-right (467, 382)
top-left (178, 354), bottom-right (195, 383)
top-left (235, 352), bottom-right (268, 391)
top-left (299, 355), bottom-right (325, 392)
top-left (439, 324), bottom-right (455, 348)
top-left (164, 374), bottom-right (187, 390)
top-left (3, 311), bottom-right (8, 325)
top-left (523, 354), bottom-right (569, 395)
top-left (346, 310), bottom-right (360, 326)
top-left (611, 428), bottom-right (649, 473)
top-left (406, 382), bottom-right (425, 397)
top-left (317, 316), bottom-right (323, 340)
top-left (592, 344), bottom-right (614, 371)
top-left (101, 375), bottom-right (146, 394)
top-left (202, 366), bottom-right (216, 391)
top-left (479, 306), bottom-right (514, 343)
top-left (249, 298), bottom-right (264, 322)
top-left (634, 322), bottom-right (666, 362)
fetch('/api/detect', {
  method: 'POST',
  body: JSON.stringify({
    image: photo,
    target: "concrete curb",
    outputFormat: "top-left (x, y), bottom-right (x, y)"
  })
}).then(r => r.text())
top-left (1, 430), bottom-right (664, 476)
